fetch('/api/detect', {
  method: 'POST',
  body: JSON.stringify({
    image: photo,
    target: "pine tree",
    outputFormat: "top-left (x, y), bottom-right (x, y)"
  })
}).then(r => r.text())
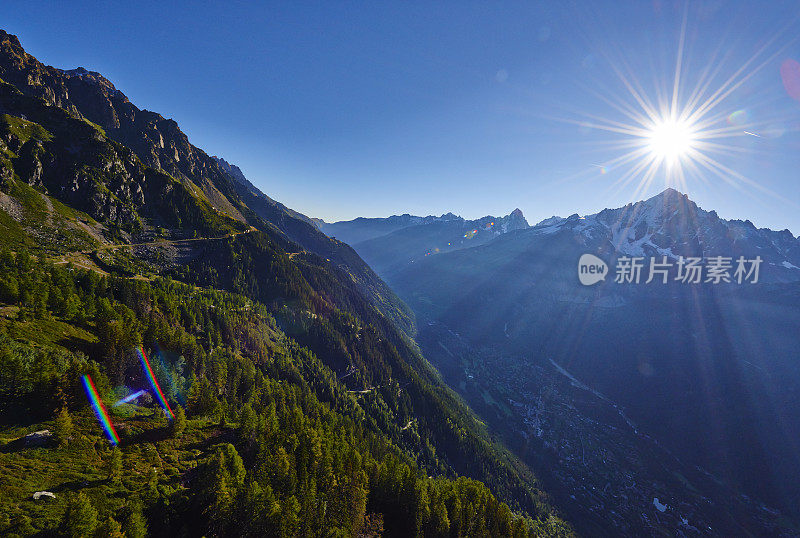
top-left (123, 505), bottom-right (148, 538)
top-left (280, 496), bottom-right (301, 537)
top-left (171, 404), bottom-right (187, 438)
top-left (96, 515), bottom-right (125, 538)
top-left (15, 514), bottom-right (35, 536)
top-left (53, 406), bottom-right (73, 447)
top-left (217, 401), bottom-right (227, 428)
top-left (238, 403), bottom-right (257, 446)
top-left (205, 443), bottom-right (246, 518)
top-left (105, 447), bottom-right (123, 483)
top-left (62, 492), bottom-right (98, 538)
top-left (186, 374), bottom-right (200, 415)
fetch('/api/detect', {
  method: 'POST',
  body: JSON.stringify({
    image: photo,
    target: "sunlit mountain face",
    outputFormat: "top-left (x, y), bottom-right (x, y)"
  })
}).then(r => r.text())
top-left (340, 189), bottom-right (800, 535)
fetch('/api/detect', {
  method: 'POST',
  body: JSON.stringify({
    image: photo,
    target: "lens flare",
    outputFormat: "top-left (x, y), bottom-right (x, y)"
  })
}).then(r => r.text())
top-left (82, 374), bottom-right (120, 445)
top-left (780, 58), bottom-right (800, 102)
top-left (727, 109), bottom-right (749, 126)
top-left (138, 347), bottom-right (174, 419)
top-left (114, 389), bottom-right (148, 407)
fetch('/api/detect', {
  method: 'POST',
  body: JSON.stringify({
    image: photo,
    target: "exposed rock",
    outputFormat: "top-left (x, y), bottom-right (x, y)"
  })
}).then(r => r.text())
top-left (23, 429), bottom-right (51, 446)
top-left (16, 139), bottom-right (46, 187)
top-left (0, 29), bottom-right (248, 225)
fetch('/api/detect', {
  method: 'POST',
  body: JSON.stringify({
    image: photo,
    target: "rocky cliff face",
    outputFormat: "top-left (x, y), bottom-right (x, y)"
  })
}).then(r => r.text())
top-left (504, 208), bottom-right (528, 233)
top-left (0, 80), bottom-right (141, 227)
top-left (213, 156), bottom-right (247, 184)
top-left (0, 79), bottom-right (237, 236)
top-left (0, 29), bottom-right (247, 224)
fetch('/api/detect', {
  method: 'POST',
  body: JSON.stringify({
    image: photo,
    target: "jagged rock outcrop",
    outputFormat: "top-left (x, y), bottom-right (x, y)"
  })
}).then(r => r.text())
top-left (0, 79), bottom-right (236, 234)
top-left (0, 29), bottom-right (247, 223)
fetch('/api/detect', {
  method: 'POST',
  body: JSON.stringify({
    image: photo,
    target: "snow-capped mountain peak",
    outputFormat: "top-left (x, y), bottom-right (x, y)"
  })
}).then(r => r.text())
top-left (530, 189), bottom-right (800, 281)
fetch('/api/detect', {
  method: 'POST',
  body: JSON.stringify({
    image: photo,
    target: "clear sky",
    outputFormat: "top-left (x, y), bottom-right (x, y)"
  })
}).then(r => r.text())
top-left (5, 1), bottom-right (800, 233)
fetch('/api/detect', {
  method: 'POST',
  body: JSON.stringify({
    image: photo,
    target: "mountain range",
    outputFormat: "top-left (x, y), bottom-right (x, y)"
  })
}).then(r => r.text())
top-left (533, 188), bottom-right (800, 282)
top-left (317, 209), bottom-right (529, 276)
top-left (374, 188), bottom-right (800, 535)
top-left (2, 24), bottom-right (799, 537)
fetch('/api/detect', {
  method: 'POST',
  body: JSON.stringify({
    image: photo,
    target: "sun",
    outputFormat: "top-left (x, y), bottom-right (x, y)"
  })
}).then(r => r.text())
top-left (645, 117), bottom-right (696, 164)
top-left (558, 5), bottom-right (791, 200)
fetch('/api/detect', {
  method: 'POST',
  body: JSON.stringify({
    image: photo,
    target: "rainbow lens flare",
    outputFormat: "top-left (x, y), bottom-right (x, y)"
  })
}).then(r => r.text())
top-left (138, 347), bottom-right (174, 419)
top-left (81, 374), bottom-right (120, 445)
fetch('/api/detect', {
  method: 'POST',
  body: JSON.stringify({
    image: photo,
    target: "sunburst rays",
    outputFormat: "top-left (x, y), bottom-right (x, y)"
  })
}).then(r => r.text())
top-left (562, 6), bottom-right (798, 203)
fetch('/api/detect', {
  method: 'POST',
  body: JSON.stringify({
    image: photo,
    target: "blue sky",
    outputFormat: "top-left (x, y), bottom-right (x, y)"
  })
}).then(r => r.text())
top-left (5, 1), bottom-right (800, 232)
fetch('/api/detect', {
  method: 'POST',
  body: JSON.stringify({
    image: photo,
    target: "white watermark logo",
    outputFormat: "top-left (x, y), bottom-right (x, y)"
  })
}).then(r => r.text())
top-left (579, 254), bottom-right (762, 285)
top-left (578, 254), bottom-right (609, 286)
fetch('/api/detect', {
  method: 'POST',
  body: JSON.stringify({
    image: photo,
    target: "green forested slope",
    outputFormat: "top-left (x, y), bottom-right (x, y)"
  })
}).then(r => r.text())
top-left (0, 29), bottom-right (573, 537)
top-left (0, 253), bottom-right (571, 536)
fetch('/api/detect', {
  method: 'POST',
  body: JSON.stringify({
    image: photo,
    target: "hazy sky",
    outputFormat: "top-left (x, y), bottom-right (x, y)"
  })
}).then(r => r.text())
top-left (5, 1), bottom-right (800, 232)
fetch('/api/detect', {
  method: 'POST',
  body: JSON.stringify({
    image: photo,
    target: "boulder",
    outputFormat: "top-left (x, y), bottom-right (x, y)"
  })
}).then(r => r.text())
top-left (23, 429), bottom-right (51, 446)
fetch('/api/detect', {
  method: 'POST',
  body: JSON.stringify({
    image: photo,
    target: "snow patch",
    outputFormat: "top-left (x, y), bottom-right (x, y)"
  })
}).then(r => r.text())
top-left (535, 216), bottom-right (566, 227)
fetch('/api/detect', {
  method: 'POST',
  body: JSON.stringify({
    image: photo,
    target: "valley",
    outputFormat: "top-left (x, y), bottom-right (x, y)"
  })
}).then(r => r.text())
top-left (416, 321), bottom-right (792, 536)
top-left (326, 189), bottom-right (800, 536)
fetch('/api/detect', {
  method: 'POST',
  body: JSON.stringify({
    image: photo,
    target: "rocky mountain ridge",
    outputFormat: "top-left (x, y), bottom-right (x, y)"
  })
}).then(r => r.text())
top-left (319, 208), bottom-right (530, 276)
top-left (529, 188), bottom-right (800, 282)
top-left (382, 189), bottom-right (800, 534)
top-left (0, 28), bottom-right (416, 334)
top-left (318, 208), bottom-right (529, 246)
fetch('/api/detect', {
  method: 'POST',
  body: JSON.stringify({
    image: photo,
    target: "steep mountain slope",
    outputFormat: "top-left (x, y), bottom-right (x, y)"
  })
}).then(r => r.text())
top-left (0, 29), bottom-right (570, 535)
top-left (320, 209), bottom-right (530, 277)
top-left (211, 155), bottom-right (415, 335)
top-left (0, 80), bottom-right (245, 246)
top-left (0, 256), bottom-right (573, 537)
top-left (0, 29), bottom-right (413, 336)
top-left (214, 155), bottom-right (318, 228)
top-left (0, 59), bottom-right (246, 224)
top-left (387, 189), bottom-right (800, 535)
